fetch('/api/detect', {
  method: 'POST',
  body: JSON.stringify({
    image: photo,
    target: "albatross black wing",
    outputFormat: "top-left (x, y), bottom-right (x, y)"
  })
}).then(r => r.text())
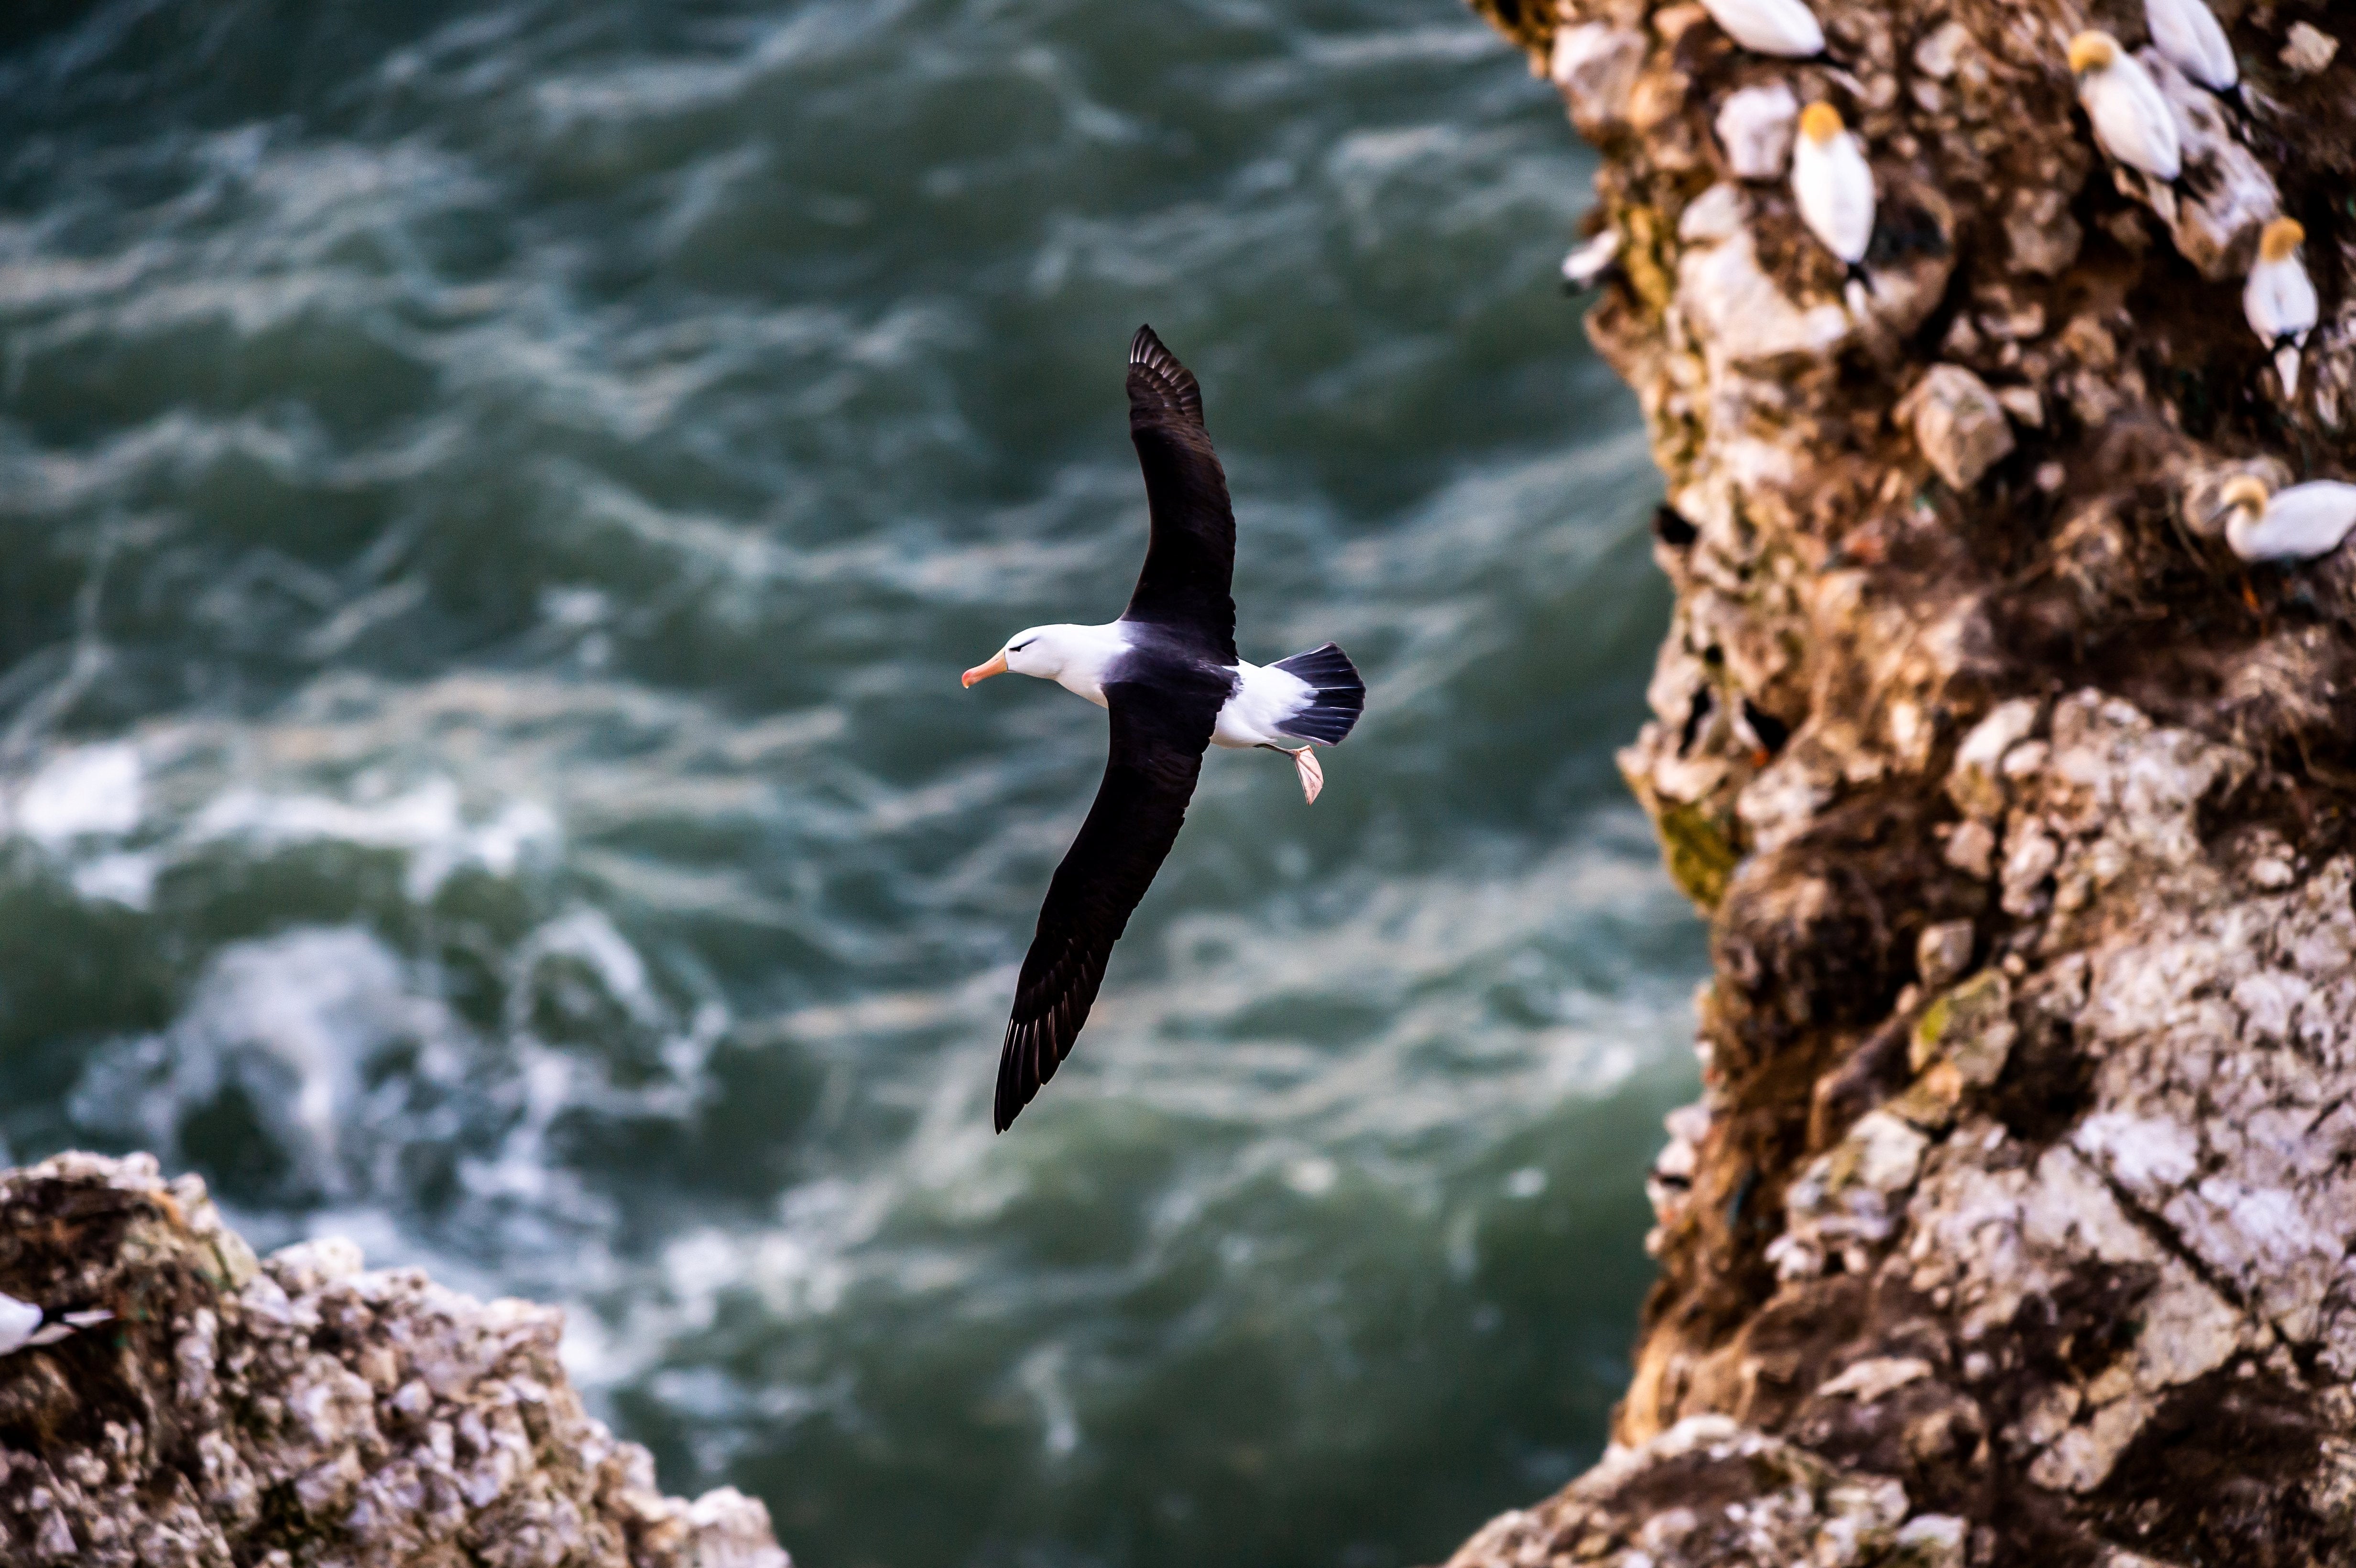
top-left (1123, 325), bottom-right (1237, 663)
top-left (995, 667), bottom-right (1225, 1132)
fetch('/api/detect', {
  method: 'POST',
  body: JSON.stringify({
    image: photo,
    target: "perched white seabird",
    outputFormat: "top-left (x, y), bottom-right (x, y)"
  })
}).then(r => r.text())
top-left (1792, 103), bottom-right (1875, 312)
top-left (1561, 229), bottom-right (1622, 294)
top-left (2070, 32), bottom-right (2181, 185)
top-left (2146, 0), bottom-right (2239, 98)
top-left (0, 1293), bottom-right (35, 1355)
top-left (0, 1289), bottom-right (112, 1355)
top-left (2219, 475), bottom-right (2356, 562)
top-left (2245, 217), bottom-right (2318, 398)
top-left (1701, 0), bottom-right (1824, 58)
top-left (963, 326), bottom-right (1366, 1131)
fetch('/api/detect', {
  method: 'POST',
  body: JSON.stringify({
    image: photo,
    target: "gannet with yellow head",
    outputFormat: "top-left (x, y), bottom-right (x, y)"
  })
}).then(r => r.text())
top-left (2070, 31), bottom-right (2181, 184)
top-left (1792, 102), bottom-right (1876, 313)
top-left (2219, 475), bottom-right (2356, 563)
top-left (2245, 218), bottom-right (2319, 399)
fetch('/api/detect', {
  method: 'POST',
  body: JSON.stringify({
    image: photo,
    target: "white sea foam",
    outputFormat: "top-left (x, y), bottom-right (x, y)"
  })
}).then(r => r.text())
top-left (12, 742), bottom-right (142, 845)
top-left (71, 927), bottom-right (451, 1194)
top-left (191, 778), bottom-right (557, 900)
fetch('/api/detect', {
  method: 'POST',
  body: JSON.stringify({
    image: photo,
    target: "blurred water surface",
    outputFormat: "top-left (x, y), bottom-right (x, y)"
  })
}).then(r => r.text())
top-left (0, 2), bottom-right (1702, 1564)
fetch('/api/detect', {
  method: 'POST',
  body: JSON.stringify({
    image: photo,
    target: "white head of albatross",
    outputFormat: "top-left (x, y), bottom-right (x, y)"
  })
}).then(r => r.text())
top-left (963, 623), bottom-right (1125, 703)
top-left (961, 325), bottom-right (1367, 1132)
top-left (2219, 475), bottom-right (2356, 563)
top-left (2244, 218), bottom-right (2318, 399)
top-left (2069, 31), bottom-right (2182, 183)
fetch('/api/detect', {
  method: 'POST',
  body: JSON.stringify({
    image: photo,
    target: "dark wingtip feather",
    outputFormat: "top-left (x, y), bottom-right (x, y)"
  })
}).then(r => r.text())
top-left (993, 1007), bottom-right (1080, 1132)
top-left (993, 1023), bottom-right (1026, 1132)
top-left (1127, 324), bottom-right (1203, 425)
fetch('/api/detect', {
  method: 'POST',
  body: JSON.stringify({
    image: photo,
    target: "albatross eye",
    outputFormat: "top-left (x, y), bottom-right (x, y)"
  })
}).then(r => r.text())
top-left (1010, 639), bottom-right (1035, 652)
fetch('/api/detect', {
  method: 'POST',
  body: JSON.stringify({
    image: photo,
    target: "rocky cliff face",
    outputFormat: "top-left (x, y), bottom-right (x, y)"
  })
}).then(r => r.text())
top-left (1455, 0), bottom-right (2356, 1564)
top-left (0, 1153), bottom-right (788, 1568)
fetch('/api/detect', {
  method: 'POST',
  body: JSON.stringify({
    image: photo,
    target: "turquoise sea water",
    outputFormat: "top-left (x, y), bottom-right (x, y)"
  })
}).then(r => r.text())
top-left (0, 3), bottom-right (1703, 1564)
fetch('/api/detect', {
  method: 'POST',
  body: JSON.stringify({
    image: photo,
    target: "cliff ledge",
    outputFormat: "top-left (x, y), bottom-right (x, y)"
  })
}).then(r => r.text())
top-left (0, 1151), bottom-right (788, 1568)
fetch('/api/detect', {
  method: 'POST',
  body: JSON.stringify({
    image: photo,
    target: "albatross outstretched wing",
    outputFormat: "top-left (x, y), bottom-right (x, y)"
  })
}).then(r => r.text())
top-left (1123, 325), bottom-right (1237, 663)
top-left (995, 670), bottom-right (1224, 1132)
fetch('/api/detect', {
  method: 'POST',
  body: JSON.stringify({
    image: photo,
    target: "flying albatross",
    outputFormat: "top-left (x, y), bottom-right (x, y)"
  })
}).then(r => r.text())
top-left (962, 325), bottom-right (1366, 1132)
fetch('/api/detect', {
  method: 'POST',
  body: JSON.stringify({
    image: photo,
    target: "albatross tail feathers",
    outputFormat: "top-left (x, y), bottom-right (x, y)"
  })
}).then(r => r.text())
top-left (1272, 642), bottom-right (1365, 745)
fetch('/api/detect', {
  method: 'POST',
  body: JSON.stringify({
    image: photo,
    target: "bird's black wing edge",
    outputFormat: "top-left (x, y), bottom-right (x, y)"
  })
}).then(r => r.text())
top-left (993, 669), bottom-right (1225, 1132)
top-left (1123, 325), bottom-right (1237, 663)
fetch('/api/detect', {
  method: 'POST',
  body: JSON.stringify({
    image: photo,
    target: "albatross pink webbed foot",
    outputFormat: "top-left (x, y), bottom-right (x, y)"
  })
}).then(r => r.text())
top-left (1293, 746), bottom-right (1323, 805)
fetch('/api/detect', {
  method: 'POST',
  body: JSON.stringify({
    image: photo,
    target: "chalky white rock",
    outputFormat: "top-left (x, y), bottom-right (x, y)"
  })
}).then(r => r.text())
top-left (2244, 218), bottom-right (2318, 398)
top-left (2070, 32), bottom-right (2181, 185)
top-left (1701, 0), bottom-right (1824, 58)
top-left (2220, 476), bottom-right (2356, 563)
top-left (1717, 81), bottom-right (1801, 180)
top-left (1791, 103), bottom-right (1875, 312)
top-left (2146, 0), bottom-right (2237, 97)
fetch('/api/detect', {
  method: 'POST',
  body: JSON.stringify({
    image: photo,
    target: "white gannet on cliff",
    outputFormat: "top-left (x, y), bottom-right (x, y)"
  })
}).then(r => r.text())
top-left (963, 326), bottom-right (1366, 1132)
top-left (2146, 0), bottom-right (2239, 98)
top-left (2245, 217), bottom-right (2319, 398)
top-left (2070, 31), bottom-right (2182, 185)
top-left (1700, 0), bottom-right (1824, 58)
top-left (1561, 229), bottom-right (1622, 294)
top-left (1792, 102), bottom-right (1875, 313)
top-left (0, 1289), bottom-right (113, 1356)
top-left (2219, 475), bottom-right (2356, 562)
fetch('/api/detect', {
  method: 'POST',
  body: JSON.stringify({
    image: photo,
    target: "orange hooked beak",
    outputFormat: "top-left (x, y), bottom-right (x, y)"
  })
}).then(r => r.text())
top-left (962, 651), bottom-right (1009, 688)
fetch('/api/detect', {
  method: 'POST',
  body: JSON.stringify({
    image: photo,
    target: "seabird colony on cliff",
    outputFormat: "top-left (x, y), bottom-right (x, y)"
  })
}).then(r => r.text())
top-left (1560, 0), bottom-right (2351, 565)
top-left (963, 327), bottom-right (1365, 1132)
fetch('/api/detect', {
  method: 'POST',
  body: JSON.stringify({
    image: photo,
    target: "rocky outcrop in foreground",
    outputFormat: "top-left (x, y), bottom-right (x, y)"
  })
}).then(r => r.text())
top-left (1457, 0), bottom-right (2356, 1563)
top-left (0, 1152), bottom-right (787, 1568)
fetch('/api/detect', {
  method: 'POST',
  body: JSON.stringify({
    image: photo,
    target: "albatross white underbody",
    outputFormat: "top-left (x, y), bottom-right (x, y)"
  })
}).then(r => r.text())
top-left (961, 325), bottom-right (1366, 1132)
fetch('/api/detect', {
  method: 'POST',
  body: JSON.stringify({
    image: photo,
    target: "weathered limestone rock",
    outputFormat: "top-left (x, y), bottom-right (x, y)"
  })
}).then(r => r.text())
top-left (1898, 366), bottom-right (2015, 492)
top-left (1446, 1416), bottom-right (1963, 1568)
top-left (2281, 22), bottom-right (2337, 77)
top-left (1716, 83), bottom-right (1800, 182)
top-left (1459, 0), bottom-right (2356, 1562)
top-left (0, 1153), bottom-right (790, 1568)
top-left (1552, 22), bottom-right (1648, 138)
